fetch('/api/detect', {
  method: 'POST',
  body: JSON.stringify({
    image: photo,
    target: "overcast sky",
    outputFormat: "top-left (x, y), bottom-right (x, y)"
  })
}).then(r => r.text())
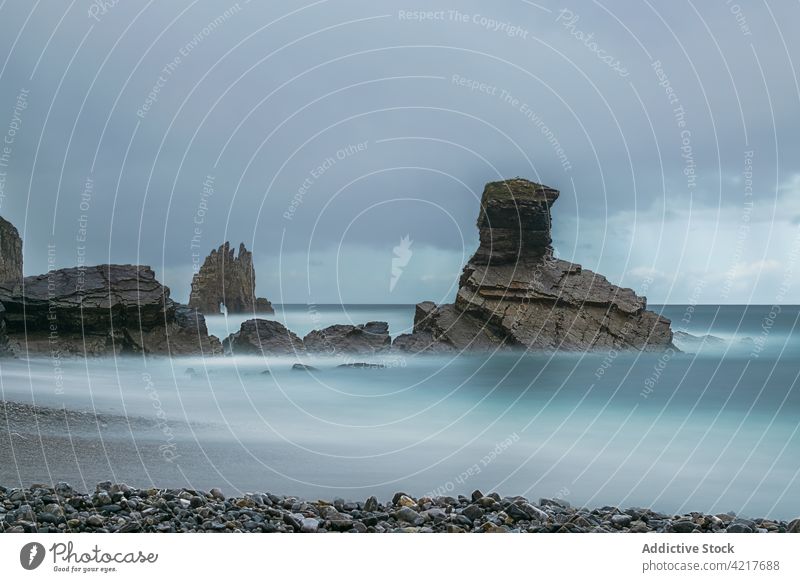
top-left (0, 0), bottom-right (798, 305)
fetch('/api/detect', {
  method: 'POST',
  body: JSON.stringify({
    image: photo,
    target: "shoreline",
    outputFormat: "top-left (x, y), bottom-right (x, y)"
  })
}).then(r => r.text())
top-left (1, 482), bottom-right (797, 533)
top-left (2, 399), bottom-right (799, 530)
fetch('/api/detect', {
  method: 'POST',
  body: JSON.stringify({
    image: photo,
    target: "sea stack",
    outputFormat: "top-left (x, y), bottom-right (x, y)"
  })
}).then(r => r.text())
top-left (0, 216), bottom-right (22, 354)
top-left (189, 242), bottom-right (274, 315)
top-left (394, 178), bottom-right (674, 352)
top-left (0, 216), bottom-right (22, 284)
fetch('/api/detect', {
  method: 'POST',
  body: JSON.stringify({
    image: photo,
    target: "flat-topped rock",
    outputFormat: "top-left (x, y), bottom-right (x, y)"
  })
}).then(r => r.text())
top-left (0, 265), bottom-right (221, 357)
top-left (471, 179), bottom-right (559, 264)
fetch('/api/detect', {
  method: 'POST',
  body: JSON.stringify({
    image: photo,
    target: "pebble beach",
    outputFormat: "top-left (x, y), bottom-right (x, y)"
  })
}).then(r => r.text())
top-left (2, 482), bottom-right (798, 534)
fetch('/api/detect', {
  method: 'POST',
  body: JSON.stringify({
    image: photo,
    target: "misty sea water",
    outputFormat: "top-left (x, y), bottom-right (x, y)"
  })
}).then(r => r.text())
top-left (1, 304), bottom-right (797, 519)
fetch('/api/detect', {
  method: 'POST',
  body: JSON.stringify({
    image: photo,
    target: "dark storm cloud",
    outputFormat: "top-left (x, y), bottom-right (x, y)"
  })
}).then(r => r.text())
top-left (0, 0), bottom-right (798, 303)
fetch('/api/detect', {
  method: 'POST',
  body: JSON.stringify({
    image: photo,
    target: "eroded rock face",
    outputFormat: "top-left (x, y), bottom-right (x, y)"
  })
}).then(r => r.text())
top-left (141, 303), bottom-right (223, 357)
top-left (393, 302), bottom-right (497, 353)
top-left (223, 319), bottom-right (304, 356)
top-left (470, 180), bottom-right (559, 265)
top-left (0, 216), bottom-right (22, 284)
top-left (0, 303), bottom-right (9, 355)
top-left (0, 265), bottom-right (221, 357)
top-left (189, 242), bottom-right (274, 315)
top-left (392, 330), bottom-right (448, 354)
top-left (303, 322), bottom-right (391, 355)
top-left (393, 179), bottom-right (674, 352)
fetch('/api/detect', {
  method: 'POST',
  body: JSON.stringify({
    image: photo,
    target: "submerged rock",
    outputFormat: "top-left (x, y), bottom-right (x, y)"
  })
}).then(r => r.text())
top-left (223, 319), bottom-right (304, 356)
top-left (303, 321), bottom-right (391, 354)
top-left (336, 362), bottom-right (386, 369)
top-left (0, 265), bottom-right (221, 357)
top-left (292, 363), bottom-right (318, 372)
top-left (395, 179), bottom-right (674, 352)
top-left (189, 242), bottom-right (273, 315)
top-left (673, 331), bottom-right (726, 349)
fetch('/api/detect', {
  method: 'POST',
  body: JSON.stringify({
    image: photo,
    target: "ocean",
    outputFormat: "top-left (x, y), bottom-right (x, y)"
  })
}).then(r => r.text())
top-left (0, 304), bottom-right (797, 519)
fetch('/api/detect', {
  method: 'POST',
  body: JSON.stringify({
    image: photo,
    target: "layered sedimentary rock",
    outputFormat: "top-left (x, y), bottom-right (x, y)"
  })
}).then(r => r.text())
top-left (303, 322), bottom-right (391, 355)
top-left (0, 216), bottom-right (22, 284)
top-left (141, 303), bottom-right (222, 357)
top-left (0, 217), bottom-right (22, 353)
top-left (189, 242), bottom-right (273, 315)
top-left (223, 319), bottom-right (304, 356)
top-left (0, 265), bottom-right (221, 357)
top-left (393, 178), bottom-right (673, 352)
top-left (0, 303), bottom-right (9, 354)
top-left (393, 302), bottom-right (488, 353)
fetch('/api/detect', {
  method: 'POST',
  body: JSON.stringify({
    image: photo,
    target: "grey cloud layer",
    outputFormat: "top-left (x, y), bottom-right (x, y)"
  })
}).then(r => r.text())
top-left (0, 0), bottom-right (797, 303)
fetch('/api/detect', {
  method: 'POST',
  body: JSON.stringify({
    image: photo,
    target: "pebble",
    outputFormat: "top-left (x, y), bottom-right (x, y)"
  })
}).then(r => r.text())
top-left (329, 519), bottom-right (354, 532)
top-left (392, 492), bottom-right (410, 505)
top-left (396, 507), bottom-right (422, 524)
top-left (423, 508), bottom-right (448, 523)
top-left (732, 518), bottom-right (757, 530)
top-left (611, 514), bottom-right (632, 528)
top-left (462, 504), bottom-right (484, 522)
top-left (364, 496), bottom-right (378, 512)
top-left (9, 490), bottom-right (27, 502)
top-left (397, 495), bottom-right (416, 508)
top-left (0, 481), bottom-right (794, 534)
top-left (671, 520), bottom-right (698, 533)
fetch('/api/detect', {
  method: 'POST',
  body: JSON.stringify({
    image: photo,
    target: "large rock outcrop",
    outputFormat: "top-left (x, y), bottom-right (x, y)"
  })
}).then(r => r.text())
top-left (141, 303), bottom-right (222, 357)
top-left (393, 178), bottom-right (674, 352)
top-left (0, 216), bottom-right (22, 284)
top-left (0, 265), bottom-right (221, 357)
top-left (189, 242), bottom-right (273, 315)
top-left (223, 319), bottom-right (304, 356)
top-left (303, 322), bottom-right (391, 355)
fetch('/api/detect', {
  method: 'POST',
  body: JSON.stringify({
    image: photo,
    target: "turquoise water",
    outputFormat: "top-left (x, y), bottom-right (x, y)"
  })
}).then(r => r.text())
top-left (1, 304), bottom-right (798, 519)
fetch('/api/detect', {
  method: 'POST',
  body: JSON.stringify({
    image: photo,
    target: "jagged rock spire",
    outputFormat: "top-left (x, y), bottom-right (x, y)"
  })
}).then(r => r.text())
top-left (189, 242), bottom-right (273, 315)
